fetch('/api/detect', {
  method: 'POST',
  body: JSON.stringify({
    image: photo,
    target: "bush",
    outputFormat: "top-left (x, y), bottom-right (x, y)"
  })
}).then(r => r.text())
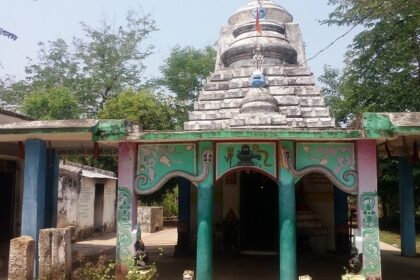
top-left (69, 251), bottom-right (162, 280)
top-left (162, 186), bottom-right (179, 218)
top-left (71, 255), bottom-right (115, 280)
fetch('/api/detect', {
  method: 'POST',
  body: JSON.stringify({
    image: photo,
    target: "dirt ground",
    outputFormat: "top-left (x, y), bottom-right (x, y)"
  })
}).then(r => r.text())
top-left (72, 228), bottom-right (420, 280)
top-left (1, 228), bottom-right (419, 279)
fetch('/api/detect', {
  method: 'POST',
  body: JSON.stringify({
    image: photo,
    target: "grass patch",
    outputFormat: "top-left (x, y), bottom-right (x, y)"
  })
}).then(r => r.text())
top-left (380, 230), bottom-right (420, 253)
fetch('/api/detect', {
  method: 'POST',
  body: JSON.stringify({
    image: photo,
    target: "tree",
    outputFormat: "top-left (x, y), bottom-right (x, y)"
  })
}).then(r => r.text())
top-left (160, 45), bottom-right (216, 102)
top-left (22, 87), bottom-right (80, 120)
top-left (320, 0), bottom-right (420, 226)
top-left (320, 0), bottom-right (420, 124)
top-left (74, 9), bottom-right (157, 113)
top-left (159, 46), bottom-right (216, 125)
top-left (97, 90), bottom-right (175, 130)
top-left (1, 8), bottom-right (157, 118)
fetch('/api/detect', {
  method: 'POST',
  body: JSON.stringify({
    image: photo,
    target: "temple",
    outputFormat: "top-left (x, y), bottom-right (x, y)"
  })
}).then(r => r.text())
top-left (185, 0), bottom-right (334, 130)
top-left (0, 1), bottom-right (419, 280)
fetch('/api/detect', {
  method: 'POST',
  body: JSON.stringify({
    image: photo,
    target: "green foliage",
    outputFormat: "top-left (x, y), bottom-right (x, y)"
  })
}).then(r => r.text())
top-left (1, 8), bottom-right (157, 118)
top-left (159, 45), bottom-right (216, 125)
top-left (74, 9), bottom-right (157, 113)
top-left (97, 90), bottom-right (175, 130)
top-left (321, 0), bottom-right (420, 227)
top-left (126, 256), bottom-right (159, 280)
top-left (71, 255), bottom-right (115, 280)
top-left (22, 87), bottom-right (80, 120)
top-left (70, 254), bottom-right (161, 280)
top-left (376, 158), bottom-right (420, 229)
top-left (139, 179), bottom-right (179, 218)
top-left (320, 0), bottom-right (420, 125)
top-left (160, 45), bottom-right (216, 101)
top-left (318, 66), bottom-right (349, 124)
top-left (162, 185), bottom-right (179, 218)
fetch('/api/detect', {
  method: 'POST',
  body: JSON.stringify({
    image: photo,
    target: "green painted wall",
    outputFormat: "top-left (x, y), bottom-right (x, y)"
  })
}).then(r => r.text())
top-left (296, 143), bottom-right (356, 191)
top-left (216, 142), bottom-right (276, 180)
top-left (136, 144), bottom-right (196, 193)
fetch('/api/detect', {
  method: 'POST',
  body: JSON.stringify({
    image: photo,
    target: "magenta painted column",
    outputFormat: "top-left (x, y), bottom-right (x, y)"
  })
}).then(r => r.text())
top-left (116, 142), bottom-right (138, 279)
top-left (356, 140), bottom-right (382, 279)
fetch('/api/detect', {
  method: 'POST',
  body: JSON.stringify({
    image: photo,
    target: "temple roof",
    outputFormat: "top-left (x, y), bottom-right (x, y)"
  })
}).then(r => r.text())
top-left (0, 113), bottom-right (418, 159)
top-left (184, 0), bottom-right (336, 131)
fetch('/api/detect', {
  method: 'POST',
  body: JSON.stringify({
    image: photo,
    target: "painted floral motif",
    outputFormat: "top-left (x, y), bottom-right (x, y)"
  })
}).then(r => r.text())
top-left (301, 144), bottom-right (354, 175)
top-left (116, 186), bottom-right (133, 261)
top-left (136, 144), bottom-right (196, 193)
top-left (295, 143), bottom-right (357, 193)
top-left (360, 192), bottom-right (381, 279)
top-left (136, 146), bottom-right (212, 195)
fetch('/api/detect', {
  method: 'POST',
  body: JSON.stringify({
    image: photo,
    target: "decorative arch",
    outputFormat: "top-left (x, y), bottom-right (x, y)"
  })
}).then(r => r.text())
top-left (215, 166), bottom-right (277, 185)
top-left (135, 143), bottom-right (212, 195)
top-left (282, 143), bottom-right (358, 194)
top-left (216, 142), bottom-right (277, 181)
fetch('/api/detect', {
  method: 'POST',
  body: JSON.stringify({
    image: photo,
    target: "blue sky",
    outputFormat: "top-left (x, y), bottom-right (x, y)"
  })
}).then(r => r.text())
top-left (0, 0), bottom-right (359, 81)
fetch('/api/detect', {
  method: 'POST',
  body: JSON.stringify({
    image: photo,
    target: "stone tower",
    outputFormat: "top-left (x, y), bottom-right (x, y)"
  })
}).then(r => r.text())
top-left (184, 0), bottom-right (336, 131)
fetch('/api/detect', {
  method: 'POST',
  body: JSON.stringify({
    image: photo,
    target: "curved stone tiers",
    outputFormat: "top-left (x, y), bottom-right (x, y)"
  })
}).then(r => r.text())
top-left (184, 65), bottom-right (336, 131)
top-left (220, 43), bottom-right (297, 67)
top-left (184, 0), bottom-right (336, 131)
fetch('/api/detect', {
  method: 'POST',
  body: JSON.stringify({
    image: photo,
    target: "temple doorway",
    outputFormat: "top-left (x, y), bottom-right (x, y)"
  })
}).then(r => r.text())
top-left (240, 171), bottom-right (278, 253)
top-left (93, 183), bottom-right (105, 231)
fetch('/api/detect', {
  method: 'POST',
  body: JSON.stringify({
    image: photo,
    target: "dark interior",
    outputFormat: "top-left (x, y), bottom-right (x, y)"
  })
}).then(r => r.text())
top-left (240, 171), bottom-right (278, 252)
top-left (0, 160), bottom-right (16, 242)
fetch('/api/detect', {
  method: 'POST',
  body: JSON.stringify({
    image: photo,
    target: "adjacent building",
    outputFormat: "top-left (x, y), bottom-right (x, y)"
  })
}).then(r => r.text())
top-left (57, 161), bottom-right (117, 240)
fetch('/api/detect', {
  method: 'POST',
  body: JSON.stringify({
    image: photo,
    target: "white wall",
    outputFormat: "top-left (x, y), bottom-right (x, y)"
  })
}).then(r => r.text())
top-left (57, 176), bottom-right (78, 228)
top-left (77, 177), bottom-right (95, 230)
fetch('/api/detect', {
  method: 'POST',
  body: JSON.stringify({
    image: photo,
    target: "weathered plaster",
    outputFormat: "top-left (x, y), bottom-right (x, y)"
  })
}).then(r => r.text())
top-left (362, 112), bottom-right (420, 138)
top-left (132, 129), bottom-right (363, 142)
top-left (57, 166), bottom-right (81, 229)
top-left (103, 180), bottom-right (116, 232)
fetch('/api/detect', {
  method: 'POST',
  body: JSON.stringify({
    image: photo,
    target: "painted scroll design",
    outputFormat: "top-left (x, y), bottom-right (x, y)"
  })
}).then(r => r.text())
top-left (217, 143), bottom-right (276, 180)
top-left (360, 192), bottom-right (382, 279)
top-left (136, 144), bottom-right (196, 194)
top-left (116, 186), bottom-right (133, 261)
top-left (136, 149), bottom-right (213, 195)
top-left (281, 144), bottom-right (358, 194)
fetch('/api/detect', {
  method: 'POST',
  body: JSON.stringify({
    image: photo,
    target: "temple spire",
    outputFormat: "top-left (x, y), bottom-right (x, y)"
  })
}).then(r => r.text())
top-left (184, 0), bottom-right (336, 130)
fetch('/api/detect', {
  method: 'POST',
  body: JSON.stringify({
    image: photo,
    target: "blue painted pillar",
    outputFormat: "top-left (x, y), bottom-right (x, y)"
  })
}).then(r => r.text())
top-left (279, 141), bottom-right (297, 280)
top-left (44, 149), bottom-right (59, 228)
top-left (196, 142), bottom-right (214, 280)
top-left (21, 139), bottom-right (48, 275)
top-left (398, 156), bottom-right (416, 257)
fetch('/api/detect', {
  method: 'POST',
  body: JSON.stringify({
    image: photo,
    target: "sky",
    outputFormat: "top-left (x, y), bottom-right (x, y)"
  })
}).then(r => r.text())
top-left (0, 0), bottom-right (359, 81)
